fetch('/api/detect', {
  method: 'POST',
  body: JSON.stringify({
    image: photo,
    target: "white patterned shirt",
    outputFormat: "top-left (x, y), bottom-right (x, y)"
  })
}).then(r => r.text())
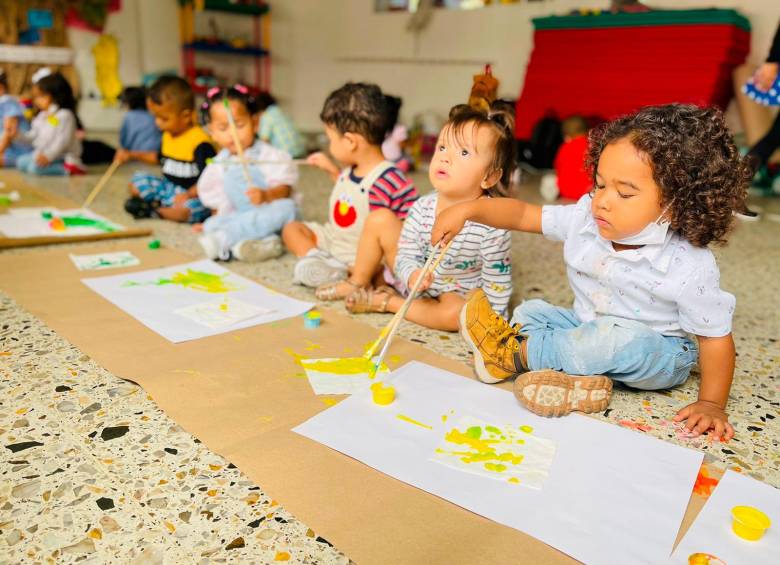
top-left (542, 195), bottom-right (735, 337)
top-left (395, 193), bottom-right (512, 315)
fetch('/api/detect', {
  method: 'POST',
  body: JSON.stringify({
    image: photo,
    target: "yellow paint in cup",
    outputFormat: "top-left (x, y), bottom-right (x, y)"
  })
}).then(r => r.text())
top-left (371, 382), bottom-right (395, 405)
top-left (731, 505), bottom-right (770, 541)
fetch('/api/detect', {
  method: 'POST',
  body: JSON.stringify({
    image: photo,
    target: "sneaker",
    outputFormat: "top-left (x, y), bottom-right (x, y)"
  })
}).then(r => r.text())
top-left (734, 205), bottom-right (761, 221)
top-left (293, 249), bottom-right (348, 287)
top-left (198, 231), bottom-right (230, 261)
top-left (513, 370), bottom-right (612, 417)
top-left (64, 162), bottom-right (86, 175)
top-left (231, 235), bottom-right (284, 262)
top-left (124, 197), bottom-right (158, 219)
top-left (458, 289), bottom-right (525, 383)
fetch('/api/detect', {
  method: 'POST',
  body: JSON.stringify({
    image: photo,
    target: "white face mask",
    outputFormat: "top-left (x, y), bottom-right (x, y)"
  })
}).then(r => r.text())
top-left (612, 208), bottom-right (671, 246)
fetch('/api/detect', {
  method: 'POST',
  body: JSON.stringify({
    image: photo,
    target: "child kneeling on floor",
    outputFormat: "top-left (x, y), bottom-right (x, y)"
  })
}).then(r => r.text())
top-left (282, 82), bottom-right (418, 287)
top-left (316, 102), bottom-right (514, 332)
top-left (433, 104), bottom-right (750, 440)
top-left (197, 85), bottom-right (298, 262)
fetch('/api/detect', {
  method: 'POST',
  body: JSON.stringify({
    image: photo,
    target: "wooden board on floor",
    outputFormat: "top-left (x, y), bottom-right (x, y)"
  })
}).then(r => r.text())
top-left (0, 240), bottom-right (712, 565)
top-left (0, 171), bottom-right (150, 248)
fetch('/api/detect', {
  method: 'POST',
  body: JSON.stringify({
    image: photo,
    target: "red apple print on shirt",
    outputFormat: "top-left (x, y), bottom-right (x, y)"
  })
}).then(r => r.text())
top-left (333, 195), bottom-right (357, 228)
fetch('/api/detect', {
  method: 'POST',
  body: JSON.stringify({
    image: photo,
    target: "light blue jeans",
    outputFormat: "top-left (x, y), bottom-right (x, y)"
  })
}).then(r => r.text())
top-left (202, 198), bottom-right (297, 247)
top-left (16, 152), bottom-right (66, 175)
top-left (509, 299), bottom-right (698, 390)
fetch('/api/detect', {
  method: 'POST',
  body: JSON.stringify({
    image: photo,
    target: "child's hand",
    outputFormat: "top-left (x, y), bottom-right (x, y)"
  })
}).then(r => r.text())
top-left (192, 223), bottom-right (204, 233)
top-left (306, 152), bottom-right (339, 175)
top-left (408, 269), bottom-right (433, 292)
top-left (673, 400), bottom-right (734, 441)
top-left (754, 62), bottom-right (779, 92)
top-left (114, 149), bottom-right (131, 164)
top-left (246, 187), bottom-right (266, 205)
top-left (172, 192), bottom-right (190, 206)
top-left (35, 153), bottom-right (50, 167)
top-left (431, 203), bottom-right (470, 245)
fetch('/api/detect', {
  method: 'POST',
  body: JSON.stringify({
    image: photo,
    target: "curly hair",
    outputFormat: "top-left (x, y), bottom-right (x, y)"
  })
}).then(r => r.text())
top-left (445, 101), bottom-right (517, 197)
top-left (585, 104), bottom-right (752, 247)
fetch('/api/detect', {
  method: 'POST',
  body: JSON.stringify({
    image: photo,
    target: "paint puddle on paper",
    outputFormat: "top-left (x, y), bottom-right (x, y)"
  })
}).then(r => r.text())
top-left (430, 416), bottom-right (556, 489)
top-left (174, 298), bottom-right (272, 329)
top-left (123, 268), bottom-right (238, 294)
top-left (687, 553), bottom-right (726, 565)
top-left (301, 357), bottom-right (390, 395)
top-left (0, 207), bottom-right (123, 237)
top-left (70, 251), bottom-right (140, 271)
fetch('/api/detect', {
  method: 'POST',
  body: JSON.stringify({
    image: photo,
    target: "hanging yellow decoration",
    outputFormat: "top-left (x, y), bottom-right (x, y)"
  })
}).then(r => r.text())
top-left (92, 34), bottom-right (122, 107)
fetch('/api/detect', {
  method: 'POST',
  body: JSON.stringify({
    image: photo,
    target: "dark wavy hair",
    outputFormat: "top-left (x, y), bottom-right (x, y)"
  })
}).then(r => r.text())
top-left (319, 82), bottom-right (390, 146)
top-left (444, 101), bottom-right (517, 197)
top-left (586, 104), bottom-right (751, 247)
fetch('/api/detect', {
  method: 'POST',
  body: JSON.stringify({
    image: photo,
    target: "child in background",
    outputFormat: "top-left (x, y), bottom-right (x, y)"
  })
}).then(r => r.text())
top-left (434, 104), bottom-right (750, 440)
top-left (0, 70), bottom-right (32, 168)
top-left (124, 76), bottom-right (216, 223)
top-left (382, 95), bottom-right (412, 173)
top-left (197, 85), bottom-right (298, 262)
top-left (113, 86), bottom-right (161, 164)
top-left (282, 82), bottom-right (418, 287)
top-left (256, 92), bottom-right (305, 158)
top-left (16, 72), bottom-right (85, 175)
top-left (540, 116), bottom-right (591, 202)
top-left (318, 103), bottom-right (513, 332)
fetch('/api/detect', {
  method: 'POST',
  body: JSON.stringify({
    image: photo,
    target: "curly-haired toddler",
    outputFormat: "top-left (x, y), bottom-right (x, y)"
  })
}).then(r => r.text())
top-left (432, 104), bottom-right (752, 441)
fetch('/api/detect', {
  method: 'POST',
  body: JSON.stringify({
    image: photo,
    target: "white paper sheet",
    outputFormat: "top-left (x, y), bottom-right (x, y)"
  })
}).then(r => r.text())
top-left (0, 208), bottom-right (124, 237)
top-left (69, 251), bottom-right (140, 271)
top-left (293, 361), bottom-right (703, 565)
top-left (82, 260), bottom-right (313, 342)
top-left (671, 470), bottom-right (779, 564)
top-left (430, 415), bottom-right (556, 489)
top-left (301, 357), bottom-right (390, 395)
top-left (174, 297), bottom-right (272, 329)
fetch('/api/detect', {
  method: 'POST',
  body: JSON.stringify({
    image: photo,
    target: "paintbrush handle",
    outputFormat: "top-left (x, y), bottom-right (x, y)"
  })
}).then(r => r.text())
top-left (82, 160), bottom-right (121, 208)
top-left (364, 241), bottom-right (442, 360)
top-left (222, 100), bottom-right (254, 185)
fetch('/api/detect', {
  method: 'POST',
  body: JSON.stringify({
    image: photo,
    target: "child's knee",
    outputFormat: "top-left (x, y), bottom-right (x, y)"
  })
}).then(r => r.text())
top-left (511, 299), bottom-right (553, 326)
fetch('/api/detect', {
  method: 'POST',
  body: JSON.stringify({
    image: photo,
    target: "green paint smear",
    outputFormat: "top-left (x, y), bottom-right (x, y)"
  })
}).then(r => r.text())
top-left (465, 426), bottom-right (482, 439)
top-left (43, 211), bottom-right (117, 233)
top-left (124, 269), bottom-right (235, 293)
top-left (520, 425), bottom-right (533, 434)
top-left (485, 425), bottom-right (501, 435)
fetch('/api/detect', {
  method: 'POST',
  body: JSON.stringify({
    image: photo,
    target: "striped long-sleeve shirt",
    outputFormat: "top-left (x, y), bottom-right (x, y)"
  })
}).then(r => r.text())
top-left (394, 193), bottom-right (512, 315)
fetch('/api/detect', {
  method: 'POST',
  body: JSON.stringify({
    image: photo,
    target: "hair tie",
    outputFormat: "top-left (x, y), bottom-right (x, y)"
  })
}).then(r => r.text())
top-left (206, 87), bottom-right (221, 98)
top-left (201, 102), bottom-right (208, 109)
top-left (233, 84), bottom-right (248, 94)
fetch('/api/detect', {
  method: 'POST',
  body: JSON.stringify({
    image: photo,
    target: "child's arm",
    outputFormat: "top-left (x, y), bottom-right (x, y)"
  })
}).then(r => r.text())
top-left (306, 152), bottom-right (340, 182)
top-left (673, 334), bottom-right (735, 440)
top-left (114, 149), bottom-right (158, 165)
top-left (246, 184), bottom-right (291, 205)
top-left (431, 198), bottom-right (543, 244)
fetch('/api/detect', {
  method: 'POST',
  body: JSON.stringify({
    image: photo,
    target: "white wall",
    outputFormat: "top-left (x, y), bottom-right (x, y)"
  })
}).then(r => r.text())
top-left (71, 0), bottom-right (181, 130)
top-left (269, 0), bottom-right (780, 131)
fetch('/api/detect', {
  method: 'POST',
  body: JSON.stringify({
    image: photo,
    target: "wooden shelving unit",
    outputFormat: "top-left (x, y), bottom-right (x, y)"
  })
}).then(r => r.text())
top-left (179, 0), bottom-right (270, 94)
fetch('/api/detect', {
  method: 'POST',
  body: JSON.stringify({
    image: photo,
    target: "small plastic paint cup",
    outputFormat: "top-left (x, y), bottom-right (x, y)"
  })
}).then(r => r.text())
top-left (303, 310), bottom-right (321, 329)
top-left (688, 553), bottom-right (725, 565)
top-left (371, 382), bottom-right (395, 405)
top-left (148, 239), bottom-right (161, 250)
top-left (731, 505), bottom-right (770, 541)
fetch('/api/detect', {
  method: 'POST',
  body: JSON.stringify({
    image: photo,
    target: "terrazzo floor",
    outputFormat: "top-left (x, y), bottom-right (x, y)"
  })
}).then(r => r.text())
top-left (1, 156), bottom-right (779, 563)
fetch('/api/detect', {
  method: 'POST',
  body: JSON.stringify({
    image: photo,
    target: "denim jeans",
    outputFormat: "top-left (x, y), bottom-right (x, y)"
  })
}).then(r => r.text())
top-left (202, 198), bottom-right (297, 247)
top-left (16, 152), bottom-right (66, 175)
top-left (509, 299), bottom-right (698, 390)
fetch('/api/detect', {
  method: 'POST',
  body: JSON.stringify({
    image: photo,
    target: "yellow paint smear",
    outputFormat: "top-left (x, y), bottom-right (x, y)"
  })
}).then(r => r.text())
top-left (396, 414), bottom-right (433, 430)
top-left (304, 357), bottom-right (387, 375)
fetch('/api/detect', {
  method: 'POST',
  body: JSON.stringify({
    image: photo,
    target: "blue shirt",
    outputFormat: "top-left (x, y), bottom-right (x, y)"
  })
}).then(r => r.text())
top-left (258, 104), bottom-right (304, 158)
top-left (119, 109), bottom-right (161, 152)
